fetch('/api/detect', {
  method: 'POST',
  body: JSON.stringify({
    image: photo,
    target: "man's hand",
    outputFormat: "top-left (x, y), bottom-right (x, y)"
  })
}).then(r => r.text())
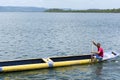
top-left (92, 41), bottom-right (96, 44)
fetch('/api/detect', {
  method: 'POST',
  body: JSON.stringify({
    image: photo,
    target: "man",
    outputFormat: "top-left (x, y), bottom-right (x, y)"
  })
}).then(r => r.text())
top-left (91, 41), bottom-right (104, 61)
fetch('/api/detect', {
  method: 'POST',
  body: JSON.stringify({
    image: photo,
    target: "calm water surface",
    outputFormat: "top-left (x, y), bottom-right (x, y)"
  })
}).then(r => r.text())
top-left (0, 12), bottom-right (120, 80)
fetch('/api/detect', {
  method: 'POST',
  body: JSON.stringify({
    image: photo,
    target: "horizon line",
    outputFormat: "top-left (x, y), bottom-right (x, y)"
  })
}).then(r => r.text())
top-left (0, 6), bottom-right (120, 10)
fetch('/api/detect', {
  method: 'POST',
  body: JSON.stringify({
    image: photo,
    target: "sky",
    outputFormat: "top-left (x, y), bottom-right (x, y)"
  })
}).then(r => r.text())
top-left (0, 0), bottom-right (120, 9)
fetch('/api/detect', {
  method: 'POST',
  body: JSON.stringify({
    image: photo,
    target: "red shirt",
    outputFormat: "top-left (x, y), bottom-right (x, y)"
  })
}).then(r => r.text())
top-left (98, 47), bottom-right (104, 57)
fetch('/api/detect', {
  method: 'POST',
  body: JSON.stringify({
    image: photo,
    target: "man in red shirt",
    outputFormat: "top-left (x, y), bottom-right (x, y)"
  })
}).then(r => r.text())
top-left (91, 41), bottom-right (104, 61)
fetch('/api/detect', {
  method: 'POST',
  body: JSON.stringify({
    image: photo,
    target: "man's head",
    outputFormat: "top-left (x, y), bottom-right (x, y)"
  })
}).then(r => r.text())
top-left (97, 43), bottom-right (101, 48)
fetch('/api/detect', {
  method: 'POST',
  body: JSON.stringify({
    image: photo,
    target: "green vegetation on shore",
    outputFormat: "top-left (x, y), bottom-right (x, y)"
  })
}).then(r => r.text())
top-left (45, 8), bottom-right (120, 13)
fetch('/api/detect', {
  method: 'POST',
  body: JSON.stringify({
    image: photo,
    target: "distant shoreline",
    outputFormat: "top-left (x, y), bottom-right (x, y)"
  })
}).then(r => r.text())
top-left (0, 6), bottom-right (120, 13)
top-left (45, 8), bottom-right (120, 13)
top-left (0, 6), bottom-right (46, 12)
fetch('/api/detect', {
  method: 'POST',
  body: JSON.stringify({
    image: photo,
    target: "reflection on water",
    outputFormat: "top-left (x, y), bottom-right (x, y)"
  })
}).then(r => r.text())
top-left (0, 61), bottom-right (119, 80)
top-left (0, 65), bottom-right (91, 80)
top-left (95, 63), bottom-right (103, 76)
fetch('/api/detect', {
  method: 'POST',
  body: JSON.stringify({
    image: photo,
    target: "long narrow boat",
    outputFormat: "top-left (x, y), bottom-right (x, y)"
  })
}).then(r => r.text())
top-left (0, 51), bottom-right (119, 72)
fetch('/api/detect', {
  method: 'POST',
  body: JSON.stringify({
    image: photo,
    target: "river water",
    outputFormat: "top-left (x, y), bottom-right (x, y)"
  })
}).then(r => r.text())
top-left (0, 12), bottom-right (120, 80)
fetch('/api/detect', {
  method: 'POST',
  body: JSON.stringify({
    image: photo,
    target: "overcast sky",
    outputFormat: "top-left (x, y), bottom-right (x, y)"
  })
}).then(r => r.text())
top-left (0, 0), bottom-right (120, 9)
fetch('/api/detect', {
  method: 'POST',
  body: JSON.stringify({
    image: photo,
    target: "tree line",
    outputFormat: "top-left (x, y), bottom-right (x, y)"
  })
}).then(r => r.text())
top-left (45, 8), bottom-right (120, 13)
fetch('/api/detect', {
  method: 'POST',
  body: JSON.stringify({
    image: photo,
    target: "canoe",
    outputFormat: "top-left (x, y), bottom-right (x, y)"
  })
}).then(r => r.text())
top-left (0, 51), bottom-right (119, 72)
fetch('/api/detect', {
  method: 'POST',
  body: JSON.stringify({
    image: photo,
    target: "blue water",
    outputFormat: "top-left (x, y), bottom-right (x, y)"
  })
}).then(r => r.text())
top-left (0, 12), bottom-right (120, 80)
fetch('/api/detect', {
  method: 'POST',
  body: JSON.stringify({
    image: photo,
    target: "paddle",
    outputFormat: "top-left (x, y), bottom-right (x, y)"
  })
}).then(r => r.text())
top-left (91, 41), bottom-right (95, 63)
top-left (92, 41), bottom-right (94, 53)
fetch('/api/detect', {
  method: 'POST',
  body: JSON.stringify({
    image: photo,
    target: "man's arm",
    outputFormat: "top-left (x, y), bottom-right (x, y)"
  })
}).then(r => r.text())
top-left (91, 51), bottom-right (100, 54)
top-left (92, 41), bottom-right (97, 47)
